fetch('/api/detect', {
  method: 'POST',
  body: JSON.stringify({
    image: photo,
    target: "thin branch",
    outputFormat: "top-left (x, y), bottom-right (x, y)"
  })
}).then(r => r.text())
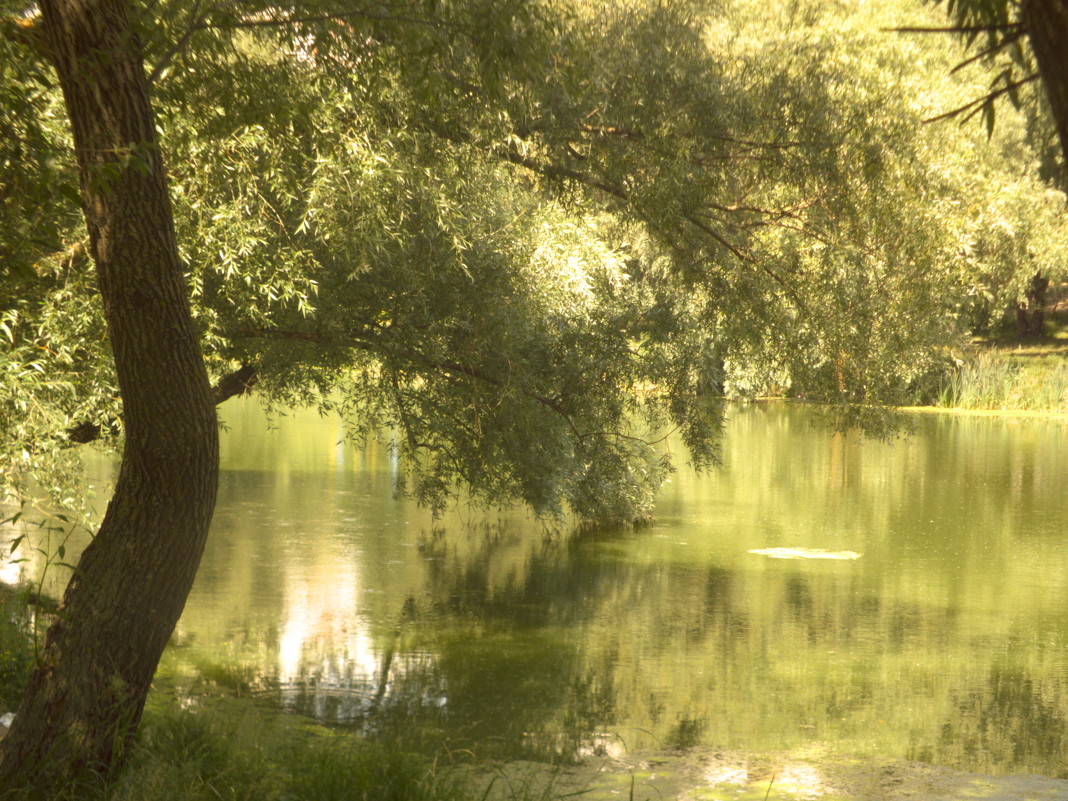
top-left (705, 133), bottom-right (800, 150)
top-left (494, 145), bottom-right (757, 262)
top-left (487, 142), bottom-right (813, 308)
top-left (240, 328), bottom-right (322, 342)
top-left (695, 208), bottom-right (831, 246)
top-left (493, 147), bottom-right (631, 203)
top-left (683, 213), bottom-right (751, 263)
top-left (519, 120), bottom-right (794, 164)
top-left (948, 29), bottom-right (1026, 74)
top-left (237, 326), bottom-right (576, 422)
top-left (578, 123), bottom-right (644, 140)
top-left (883, 23), bottom-right (1022, 34)
top-left (234, 328), bottom-right (676, 448)
top-left (146, 4), bottom-right (453, 84)
top-left (210, 7), bottom-right (452, 32)
top-left (924, 73), bottom-right (1040, 123)
top-left (576, 426), bottom-right (677, 447)
top-left (433, 358), bottom-right (579, 427)
top-left (146, 0), bottom-right (207, 84)
top-left (702, 197), bottom-right (819, 219)
top-left (565, 142), bottom-right (588, 161)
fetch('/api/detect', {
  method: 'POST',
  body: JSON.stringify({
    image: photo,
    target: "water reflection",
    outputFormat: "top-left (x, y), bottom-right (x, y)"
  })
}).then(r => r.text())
top-left (7, 402), bottom-right (1068, 776)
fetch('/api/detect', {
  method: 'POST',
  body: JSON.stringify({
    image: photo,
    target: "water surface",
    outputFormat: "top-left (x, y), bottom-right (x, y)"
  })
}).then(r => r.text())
top-left (10, 402), bottom-right (1068, 777)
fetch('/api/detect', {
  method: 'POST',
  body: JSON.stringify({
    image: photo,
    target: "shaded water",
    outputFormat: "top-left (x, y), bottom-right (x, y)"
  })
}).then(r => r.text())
top-left (9, 402), bottom-right (1068, 777)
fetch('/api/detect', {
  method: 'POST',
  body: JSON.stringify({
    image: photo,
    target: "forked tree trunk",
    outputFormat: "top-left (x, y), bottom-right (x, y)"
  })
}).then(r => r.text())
top-left (1023, 0), bottom-right (1068, 189)
top-left (0, 0), bottom-right (219, 792)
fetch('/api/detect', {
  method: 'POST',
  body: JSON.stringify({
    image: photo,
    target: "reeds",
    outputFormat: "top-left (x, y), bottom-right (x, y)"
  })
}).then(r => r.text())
top-left (936, 351), bottom-right (1068, 412)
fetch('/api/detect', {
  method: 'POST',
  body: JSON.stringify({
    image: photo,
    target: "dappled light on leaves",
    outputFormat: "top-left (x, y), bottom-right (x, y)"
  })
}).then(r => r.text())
top-left (4, 0), bottom-right (1065, 527)
top-left (2, 0), bottom-right (1068, 790)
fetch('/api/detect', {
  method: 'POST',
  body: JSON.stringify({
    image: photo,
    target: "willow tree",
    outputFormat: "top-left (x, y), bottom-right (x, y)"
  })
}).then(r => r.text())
top-left (0, 0), bottom-right (1060, 793)
top-left (0, 0), bottom-right (218, 792)
top-left (901, 0), bottom-right (1068, 335)
top-left (918, 0), bottom-right (1068, 188)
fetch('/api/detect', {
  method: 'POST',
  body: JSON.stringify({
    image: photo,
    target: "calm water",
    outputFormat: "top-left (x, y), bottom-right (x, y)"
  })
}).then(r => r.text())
top-left (8, 402), bottom-right (1068, 776)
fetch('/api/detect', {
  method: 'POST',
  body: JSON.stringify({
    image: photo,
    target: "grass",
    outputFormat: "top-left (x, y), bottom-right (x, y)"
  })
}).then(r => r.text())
top-left (934, 350), bottom-right (1068, 412)
top-left (102, 701), bottom-right (473, 801)
top-left (0, 682), bottom-right (477, 801)
top-left (927, 302), bottom-right (1068, 414)
top-left (0, 690), bottom-right (483, 801)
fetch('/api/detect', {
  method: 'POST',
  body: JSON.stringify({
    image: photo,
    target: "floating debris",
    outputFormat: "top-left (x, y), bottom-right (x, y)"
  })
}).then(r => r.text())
top-left (748, 547), bottom-right (861, 560)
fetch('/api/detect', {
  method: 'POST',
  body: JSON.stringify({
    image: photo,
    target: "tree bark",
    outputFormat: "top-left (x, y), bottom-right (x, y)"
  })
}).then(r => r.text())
top-left (66, 365), bottom-right (259, 444)
top-left (1022, 0), bottom-right (1068, 189)
top-left (0, 0), bottom-right (219, 792)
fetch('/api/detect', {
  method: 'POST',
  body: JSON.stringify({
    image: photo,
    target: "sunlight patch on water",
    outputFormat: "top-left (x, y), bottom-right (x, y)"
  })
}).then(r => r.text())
top-left (704, 764), bottom-right (748, 786)
top-left (774, 762), bottom-right (829, 798)
top-left (704, 758), bottom-right (829, 799)
top-left (748, 548), bottom-right (862, 560)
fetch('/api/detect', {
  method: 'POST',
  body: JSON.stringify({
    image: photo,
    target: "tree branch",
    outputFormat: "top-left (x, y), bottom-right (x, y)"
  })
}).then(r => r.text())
top-left (682, 212), bottom-right (751, 262)
top-left (493, 146), bottom-right (632, 203)
top-left (146, 4), bottom-right (453, 85)
top-left (704, 133), bottom-right (800, 150)
top-left (578, 123), bottom-right (644, 140)
top-left (948, 29), bottom-right (1026, 74)
top-left (211, 7), bottom-right (452, 32)
top-left (493, 144), bottom-right (755, 259)
top-left (212, 363), bottom-right (258, 404)
top-left (924, 73), bottom-right (1040, 123)
top-left (65, 363), bottom-right (259, 444)
top-left (883, 23), bottom-right (1022, 34)
top-left (485, 141), bottom-right (818, 311)
top-left (237, 325), bottom-right (577, 426)
top-left (146, 0), bottom-right (207, 85)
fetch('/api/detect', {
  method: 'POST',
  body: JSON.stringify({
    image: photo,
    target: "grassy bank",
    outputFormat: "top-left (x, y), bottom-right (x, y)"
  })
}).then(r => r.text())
top-left (926, 303), bottom-right (1068, 414)
top-left (932, 347), bottom-right (1068, 413)
top-left (97, 703), bottom-right (473, 801)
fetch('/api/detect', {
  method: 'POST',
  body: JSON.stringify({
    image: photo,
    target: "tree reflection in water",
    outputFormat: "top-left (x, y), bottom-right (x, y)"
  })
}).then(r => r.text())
top-left (15, 401), bottom-right (1068, 775)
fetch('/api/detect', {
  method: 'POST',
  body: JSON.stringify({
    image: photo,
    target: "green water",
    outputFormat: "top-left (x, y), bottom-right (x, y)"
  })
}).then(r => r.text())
top-left (10, 402), bottom-right (1068, 777)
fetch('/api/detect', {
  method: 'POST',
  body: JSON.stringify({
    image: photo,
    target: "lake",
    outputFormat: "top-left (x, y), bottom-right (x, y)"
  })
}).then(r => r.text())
top-left (7, 401), bottom-right (1068, 779)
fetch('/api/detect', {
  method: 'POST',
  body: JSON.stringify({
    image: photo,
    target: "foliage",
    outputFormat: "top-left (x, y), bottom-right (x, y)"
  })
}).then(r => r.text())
top-left (0, 587), bottom-right (32, 715)
top-left (935, 350), bottom-right (1068, 411)
top-left (1, 0), bottom-right (1064, 525)
top-left (910, 0), bottom-right (1068, 328)
top-left (0, 4), bottom-right (120, 517)
top-left (921, 0), bottom-right (1036, 130)
top-left (0, 698), bottom-right (473, 801)
top-left (918, 0), bottom-right (1068, 193)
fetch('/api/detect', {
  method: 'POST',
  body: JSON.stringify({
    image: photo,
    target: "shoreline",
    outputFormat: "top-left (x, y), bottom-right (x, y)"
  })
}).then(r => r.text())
top-left (899, 405), bottom-right (1068, 420)
top-left (476, 745), bottom-right (1068, 801)
top-left (744, 396), bottom-right (1068, 421)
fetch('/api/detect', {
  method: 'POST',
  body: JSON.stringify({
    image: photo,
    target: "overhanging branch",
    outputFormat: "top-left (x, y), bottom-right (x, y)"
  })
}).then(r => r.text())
top-left (948, 29), bottom-right (1026, 74)
top-left (65, 363), bottom-right (259, 444)
top-left (924, 73), bottom-right (1041, 123)
top-left (883, 23), bottom-right (1022, 34)
top-left (147, 3), bottom-right (453, 84)
top-left (212, 363), bottom-right (258, 404)
top-left (236, 326), bottom-right (577, 427)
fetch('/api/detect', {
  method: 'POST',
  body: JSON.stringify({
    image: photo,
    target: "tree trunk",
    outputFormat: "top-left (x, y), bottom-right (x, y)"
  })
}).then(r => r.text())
top-left (1022, 0), bottom-right (1068, 189)
top-left (0, 0), bottom-right (219, 792)
top-left (1015, 270), bottom-right (1050, 338)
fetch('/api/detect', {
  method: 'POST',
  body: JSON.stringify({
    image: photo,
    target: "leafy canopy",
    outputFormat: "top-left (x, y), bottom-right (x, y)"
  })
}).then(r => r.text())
top-left (1, 0), bottom-right (1063, 524)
